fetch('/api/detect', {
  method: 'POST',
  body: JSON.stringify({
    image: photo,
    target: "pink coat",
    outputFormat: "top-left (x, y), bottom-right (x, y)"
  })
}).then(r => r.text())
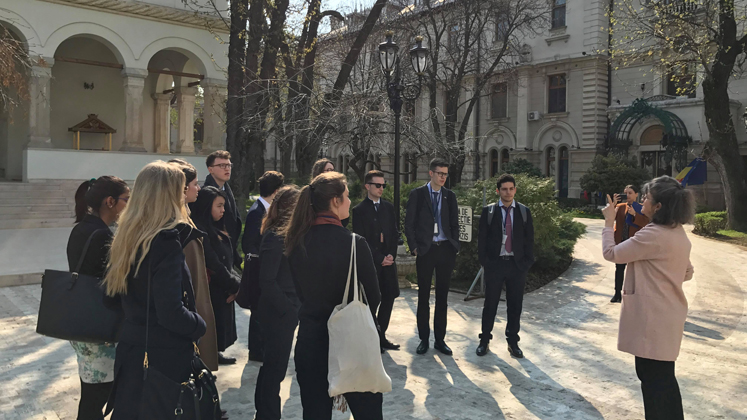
top-left (602, 224), bottom-right (694, 361)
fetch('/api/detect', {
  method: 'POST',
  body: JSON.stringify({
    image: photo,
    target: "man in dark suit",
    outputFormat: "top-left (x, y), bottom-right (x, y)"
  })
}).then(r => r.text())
top-left (242, 171), bottom-right (284, 362)
top-left (404, 158), bottom-right (461, 356)
top-left (204, 150), bottom-right (243, 269)
top-left (353, 170), bottom-right (401, 353)
top-left (476, 173), bottom-right (535, 359)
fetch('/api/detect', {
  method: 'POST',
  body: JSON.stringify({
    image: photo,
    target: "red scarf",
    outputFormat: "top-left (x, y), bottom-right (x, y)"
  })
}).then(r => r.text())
top-left (312, 211), bottom-right (343, 227)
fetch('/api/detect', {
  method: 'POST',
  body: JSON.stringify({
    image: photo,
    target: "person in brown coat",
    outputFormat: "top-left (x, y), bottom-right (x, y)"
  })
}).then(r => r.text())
top-left (602, 175), bottom-right (695, 420)
top-left (170, 159), bottom-right (219, 371)
top-left (610, 184), bottom-right (649, 303)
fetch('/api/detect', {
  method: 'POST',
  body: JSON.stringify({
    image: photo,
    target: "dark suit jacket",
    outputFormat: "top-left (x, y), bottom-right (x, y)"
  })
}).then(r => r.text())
top-left (257, 231), bottom-right (300, 320)
top-left (477, 203), bottom-right (535, 272)
top-left (204, 174), bottom-right (242, 264)
top-left (66, 214), bottom-right (112, 277)
top-left (242, 199), bottom-right (266, 256)
top-left (352, 197), bottom-right (400, 300)
top-left (404, 185), bottom-right (461, 256)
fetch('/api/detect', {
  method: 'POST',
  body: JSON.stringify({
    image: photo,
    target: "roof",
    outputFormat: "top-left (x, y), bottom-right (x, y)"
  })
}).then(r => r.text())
top-left (68, 114), bottom-right (117, 133)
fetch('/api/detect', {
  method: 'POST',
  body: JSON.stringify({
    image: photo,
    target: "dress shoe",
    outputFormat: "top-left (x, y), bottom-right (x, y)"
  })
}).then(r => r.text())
top-left (248, 351), bottom-right (264, 362)
top-left (381, 338), bottom-right (401, 351)
top-left (416, 340), bottom-right (429, 354)
top-left (610, 292), bottom-right (622, 303)
top-left (218, 353), bottom-right (236, 365)
top-left (476, 342), bottom-right (489, 356)
top-left (507, 343), bottom-right (524, 358)
top-left (434, 340), bottom-right (453, 356)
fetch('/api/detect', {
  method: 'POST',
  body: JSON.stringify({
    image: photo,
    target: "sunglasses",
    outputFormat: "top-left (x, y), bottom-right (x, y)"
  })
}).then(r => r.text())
top-left (367, 182), bottom-right (387, 189)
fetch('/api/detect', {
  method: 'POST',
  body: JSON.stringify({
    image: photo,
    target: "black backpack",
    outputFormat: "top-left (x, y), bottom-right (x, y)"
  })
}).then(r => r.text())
top-left (487, 202), bottom-right (527, 227)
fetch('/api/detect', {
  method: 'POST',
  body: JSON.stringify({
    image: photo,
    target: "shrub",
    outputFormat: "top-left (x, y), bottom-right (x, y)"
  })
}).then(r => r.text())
top-left (693, 211), bottom-right (728, 236)
top-left (579, 155), bottom-right (651, 197)
top-left (502, 158), bottom-right (543, 178)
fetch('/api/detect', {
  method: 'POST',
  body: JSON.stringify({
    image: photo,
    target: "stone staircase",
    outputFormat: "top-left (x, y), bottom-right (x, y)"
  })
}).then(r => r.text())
top-left (0, 181), bottom-right (77, 229)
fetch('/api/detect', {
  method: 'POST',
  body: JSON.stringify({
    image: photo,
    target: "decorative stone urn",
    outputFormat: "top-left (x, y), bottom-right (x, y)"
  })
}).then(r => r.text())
top-left (396, 245), bottom-right (416, 289)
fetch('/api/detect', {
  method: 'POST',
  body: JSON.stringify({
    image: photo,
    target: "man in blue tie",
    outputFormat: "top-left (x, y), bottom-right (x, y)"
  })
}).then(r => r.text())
top-left (405, 159), bottom-right (461, 356)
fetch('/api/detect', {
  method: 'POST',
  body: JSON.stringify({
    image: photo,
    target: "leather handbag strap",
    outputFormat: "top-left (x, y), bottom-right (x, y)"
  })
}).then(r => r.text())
top-left (143, 256), bottom-right (153, 377)
top-left (74, 228), bottom-right (109, 273)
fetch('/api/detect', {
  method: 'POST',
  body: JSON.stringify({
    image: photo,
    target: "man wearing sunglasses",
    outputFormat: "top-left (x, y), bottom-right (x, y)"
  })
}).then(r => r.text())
top-left (353, 170), bottom-right (401, 353)
top-left (405, 158), bottom-right (461, 356)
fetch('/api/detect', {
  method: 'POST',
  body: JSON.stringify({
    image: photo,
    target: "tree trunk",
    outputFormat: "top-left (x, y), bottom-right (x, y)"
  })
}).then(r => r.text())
top-left (225, 0), bottom-right (247, 154)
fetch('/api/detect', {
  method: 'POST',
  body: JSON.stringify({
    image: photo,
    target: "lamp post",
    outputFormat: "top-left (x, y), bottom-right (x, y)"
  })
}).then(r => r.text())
top-left (379, 31), bottom-right (429, 228)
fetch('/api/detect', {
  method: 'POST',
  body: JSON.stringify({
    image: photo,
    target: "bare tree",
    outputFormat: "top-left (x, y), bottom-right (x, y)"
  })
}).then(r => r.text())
top-left (0, 25), bottom-right (30, 118)
top-left (610, 0), bottom-right (747, 230)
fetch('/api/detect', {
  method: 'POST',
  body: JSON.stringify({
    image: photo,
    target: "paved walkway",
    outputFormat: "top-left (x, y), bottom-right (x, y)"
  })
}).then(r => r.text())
top-left (1, 219), bottom-right (745, 419)
top-left (0, 228), bottom-right (70, 287)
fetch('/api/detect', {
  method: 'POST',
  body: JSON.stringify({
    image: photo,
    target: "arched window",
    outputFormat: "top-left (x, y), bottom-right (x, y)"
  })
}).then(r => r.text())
top-left (489, 149), bottom-right (499, 177)
top-left (559, 146), bottom-right (569, 198)
top-left (545, 147), bottom-right (556, 177)
top-left (501, 149), bottom-right (510, 171)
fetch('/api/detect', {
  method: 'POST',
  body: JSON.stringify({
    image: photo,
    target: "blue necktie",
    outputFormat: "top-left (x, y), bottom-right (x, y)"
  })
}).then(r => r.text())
top-left (432, 192), bottom-right (439, 222)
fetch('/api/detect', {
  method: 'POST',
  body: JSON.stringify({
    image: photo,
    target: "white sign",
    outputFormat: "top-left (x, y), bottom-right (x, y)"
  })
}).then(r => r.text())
top-left (458, 205), bottom-right (473, 242)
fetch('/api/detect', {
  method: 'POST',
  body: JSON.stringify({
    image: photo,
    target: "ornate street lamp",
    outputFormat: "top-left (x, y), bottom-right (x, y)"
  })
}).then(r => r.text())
top-left (379, 32), bottom-right (428, 228)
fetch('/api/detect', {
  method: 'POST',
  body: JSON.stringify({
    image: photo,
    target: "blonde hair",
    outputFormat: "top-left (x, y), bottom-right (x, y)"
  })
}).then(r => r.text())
top-left (103, 161), bottom-right (195, 296)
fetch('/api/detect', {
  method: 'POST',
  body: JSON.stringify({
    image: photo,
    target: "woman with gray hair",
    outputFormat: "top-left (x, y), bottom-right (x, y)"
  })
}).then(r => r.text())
top-left (601, 175), bottom-right (695, 420)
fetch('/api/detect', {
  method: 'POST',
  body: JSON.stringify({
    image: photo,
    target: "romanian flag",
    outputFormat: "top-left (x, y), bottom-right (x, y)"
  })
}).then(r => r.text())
top-left (675, 158), bottom-right (707, 186)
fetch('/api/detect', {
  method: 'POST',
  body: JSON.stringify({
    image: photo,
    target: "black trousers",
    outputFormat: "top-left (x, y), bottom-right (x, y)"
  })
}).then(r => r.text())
top-left (416, 243), bottom-right (457, 342)
top-left (635, 357), bottom-right (684, 420)
top-left (377, 296), bottom-right (395, 338)
top-left (78, 378), bottom-right (112, 420)
top-left (294, 336), bottom-right (383, 420)
top-left (615, 263), bottom-right (626, 293)
top-left (480, 258), bottom-right (526, 345)
top-left (254, 310), bottom-right (298, 420)
top-left (248, 310), bottom-right (264, 356)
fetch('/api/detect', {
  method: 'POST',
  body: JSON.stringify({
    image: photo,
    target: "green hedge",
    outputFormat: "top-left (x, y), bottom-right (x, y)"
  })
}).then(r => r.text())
top-left (693, 211), bottom-right (728, 236)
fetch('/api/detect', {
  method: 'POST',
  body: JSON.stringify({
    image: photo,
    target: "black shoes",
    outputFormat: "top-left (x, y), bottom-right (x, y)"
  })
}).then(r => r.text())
top-left (610, 292), bottom-right (622, 303)
top-left (476, 342), bottom-right (489, 356)
top-left (248, 351), bottom-right (264, 362)
top-left (218, 353), bottom-right (236, 365)
top-left (381, 338), bottom-right (401, 351)
top-left (434, 340), bottom-right (453, 356)
top-left (507, 342), bottom-right (524, 358)
top-left (416, 340), bottom-right (429, 354)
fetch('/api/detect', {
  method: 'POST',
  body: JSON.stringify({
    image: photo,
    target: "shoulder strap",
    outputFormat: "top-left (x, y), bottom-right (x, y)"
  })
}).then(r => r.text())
top-left (487, 202), bottom-right (526, 225)
top-left (487, 203), bottom-right (496, 226)
top-left (74, 228), bottom-right (109, 273)
top-left (517, 202), bottom-right (527, 223)
top-left (143, 256), bottom-right (153, 378)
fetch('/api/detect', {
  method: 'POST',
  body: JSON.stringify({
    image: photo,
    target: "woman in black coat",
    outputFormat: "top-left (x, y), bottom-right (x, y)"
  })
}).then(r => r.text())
top-left (102, 162), bottom-right (206, 419)
top-left (254, 186), bottom-right (301, 420)
top-left (284, 173), bottom-right (382, 420)
top-left (189, 186), bottom-right (241, 363)
top-left (66, 176), bottom-right (129, 420)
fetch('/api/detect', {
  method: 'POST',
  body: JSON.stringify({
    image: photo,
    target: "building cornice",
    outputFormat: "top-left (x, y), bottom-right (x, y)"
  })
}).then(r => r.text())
top-left (38, 0), bottom-right (229, 34)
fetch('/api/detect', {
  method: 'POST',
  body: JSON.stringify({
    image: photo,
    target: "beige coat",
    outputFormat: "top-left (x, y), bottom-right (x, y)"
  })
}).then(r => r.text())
top-left (602, 224), bottom-right (694, 361)
top-left (184, 239), bottom-right (219, 371)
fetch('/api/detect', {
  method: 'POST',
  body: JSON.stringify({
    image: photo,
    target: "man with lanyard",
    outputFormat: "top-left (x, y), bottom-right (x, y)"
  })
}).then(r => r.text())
top-left (476, 173), bottom-right (535, 358)
top-left (405, 158), bottom-right (461, 356)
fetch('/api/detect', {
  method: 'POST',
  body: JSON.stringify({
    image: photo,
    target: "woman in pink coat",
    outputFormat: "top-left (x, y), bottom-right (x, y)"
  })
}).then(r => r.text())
top-left (601, 175), bottom-right (695, 420)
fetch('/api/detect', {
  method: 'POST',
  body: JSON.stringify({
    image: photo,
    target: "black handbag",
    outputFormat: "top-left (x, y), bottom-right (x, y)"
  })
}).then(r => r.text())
top-left (36, 229), bottom-right (123, 343)
top-left (138, 259), bottom-right (221, 420)
top-left (235, 254), bottom-right (260, 310)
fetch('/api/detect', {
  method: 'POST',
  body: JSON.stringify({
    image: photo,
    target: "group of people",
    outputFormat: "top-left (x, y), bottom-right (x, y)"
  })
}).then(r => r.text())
top-left (64, 147), bottom-right (696, 420)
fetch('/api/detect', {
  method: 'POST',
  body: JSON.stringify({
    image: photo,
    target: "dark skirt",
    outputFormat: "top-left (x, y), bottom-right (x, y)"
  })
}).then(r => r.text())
top-left (210, 285), bottom-right (238, 352)
top-left (109, 341), bottom-right (194, 419)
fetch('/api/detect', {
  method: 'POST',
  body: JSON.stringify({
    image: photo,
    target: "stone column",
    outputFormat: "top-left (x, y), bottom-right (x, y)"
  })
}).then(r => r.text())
top-left (516, 69), bottom-right (529, 149)
top-left (202, 79), bottom-right (227, 153)
top-left (176, 86), bottom-right (197, 154)
top-left (28, 58), bottom-right (54, 148)
top-left (120, 69), bottom-right (147, 152)
top-left (152, 93), bottom-right (172, 154)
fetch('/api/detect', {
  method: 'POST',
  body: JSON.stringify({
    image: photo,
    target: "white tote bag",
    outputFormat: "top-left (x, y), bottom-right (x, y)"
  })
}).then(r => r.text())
top-left (327, 235), bottom-right (392, 397)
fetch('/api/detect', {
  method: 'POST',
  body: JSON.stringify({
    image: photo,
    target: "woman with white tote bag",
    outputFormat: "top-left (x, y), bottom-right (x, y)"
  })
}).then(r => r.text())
top-left (285, 172), bottom-right (389, 420)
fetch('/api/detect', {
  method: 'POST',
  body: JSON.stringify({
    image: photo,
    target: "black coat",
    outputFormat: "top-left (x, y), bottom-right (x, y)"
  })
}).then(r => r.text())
top-left (66, 214), bottom-right (112, 276)
top-left (241, 199), bottom-right (266, 256)
top-left (352, 198), bottom-right (400, 301)
top-left (203, 228), bottom-right (240, 351)
top-left (477, 203), bottom-right (535, 272)
top-left (404, 184), bottom-right (461, 256)
top-left (257, 231), bottom-right (300, 321)
top-left (288, 225), bottom-right (381, 341)
top-left (204, 174), bottom-right (242, 265)
top-left (108, 224), bottom-right (206, 419)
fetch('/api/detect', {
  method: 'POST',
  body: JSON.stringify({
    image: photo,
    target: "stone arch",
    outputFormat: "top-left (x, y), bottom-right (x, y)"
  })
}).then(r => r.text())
top-left (482, 126), bottom-right (517, 151)
top-left (139, 37), bottom-right (217, 78)
top-left (532, 120), bottom-right (580, 151)
top-left (43, 22), bottom-right (135, 66)
top-left (0, 13), bottom-right (38, 52)
top-left (632, 120), bottom-right (666, 147)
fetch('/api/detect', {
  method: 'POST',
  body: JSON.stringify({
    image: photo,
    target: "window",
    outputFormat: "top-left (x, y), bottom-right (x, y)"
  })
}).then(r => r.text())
top-left (641, 151), bottom-right (673, 178)
top-left (545, 147), bottom-right (556, 178)
top-left (495, 13), bottom-right (509, 41)
top-left (491, 83), bottom-right (508, 119)
top-left (501, 149), bottom-right (510, 170)
top-left (548, 74), bottom-right (567, 113)
top-left (490, 149), bottom-right (499, 177)
top-left (448, 24), bottom-right (460, 49)
top-left (666, 63), bottom-right (696, 98)
top-left (559, 146), bottom-right (569, 198)
top-left (552, 0), bottom-right (566, 29)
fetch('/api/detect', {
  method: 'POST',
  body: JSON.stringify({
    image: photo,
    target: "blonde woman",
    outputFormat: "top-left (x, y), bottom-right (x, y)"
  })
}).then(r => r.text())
top-left (103, 161), bottom-right (206, 419)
